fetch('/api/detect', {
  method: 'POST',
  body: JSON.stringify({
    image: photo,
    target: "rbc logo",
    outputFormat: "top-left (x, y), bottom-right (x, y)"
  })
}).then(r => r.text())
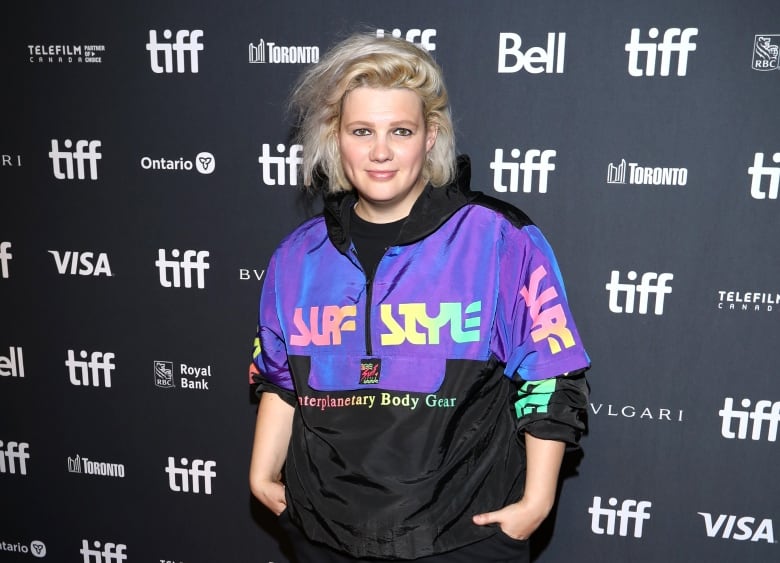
top-left (257, 143), bottom-right (302, 186)
top-left (589, 496), bottom-right (652, 538)
top-left (79, 540), bottom-right (127, 563)
top-left (491, 148), bottom-right (556, 193)
top-left (155, 249), bottom-right (210, 289)
top-left (376, 28), bottom-right (436, 51)
top-left (748, 151), bottom-right (780, 199)
top-left (146, 29), bottom-right (204, 73)
top-left (165, 457), bottom-right (216, 494)
top-left (49, 139), bottom-right (101, 180)
top-left (752, 35), bottom-right (780, 71)
top-left (625, 27), bottom-right (698, 76)
top-left (498, 32), bottom-right (566, 74)
top-left (66, 350), bottom-right (116, 388)
top-left (0, 440), bottom-right (30, 475)
top-left (605, 270), bottom-right (673, 315)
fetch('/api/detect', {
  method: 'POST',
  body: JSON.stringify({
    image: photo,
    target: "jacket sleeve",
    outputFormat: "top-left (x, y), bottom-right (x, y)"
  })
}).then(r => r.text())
top-left (249, 251), bottom-right (297, 406)
top-left (498, 224), bottom-right (591, 445)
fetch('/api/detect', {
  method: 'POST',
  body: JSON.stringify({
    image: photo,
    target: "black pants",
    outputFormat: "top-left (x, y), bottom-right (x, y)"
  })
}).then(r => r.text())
top-left (279, 512), bottom-right (530, 563)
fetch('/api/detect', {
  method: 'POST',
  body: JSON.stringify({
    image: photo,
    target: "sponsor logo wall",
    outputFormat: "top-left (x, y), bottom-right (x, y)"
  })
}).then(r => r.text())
top-left (3, 1), bottom-right (778, 562)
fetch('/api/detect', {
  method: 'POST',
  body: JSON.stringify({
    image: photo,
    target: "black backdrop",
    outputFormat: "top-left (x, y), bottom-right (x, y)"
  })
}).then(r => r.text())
top-left (2, 1), bottom-right (779, 561)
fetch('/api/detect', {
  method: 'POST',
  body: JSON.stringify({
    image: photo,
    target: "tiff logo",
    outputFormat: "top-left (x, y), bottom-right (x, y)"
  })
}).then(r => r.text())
top-left (752, 35), bottom-right (780, 71)
top-left (80, 540), bottom-right (127, 563)
top-left (748, 151), bottom-right (780, 200)
top-left (625, 27), bottom-right (698, 76)
top-left (589, 496), bottom-right (652, 538)
top-left (606, 271), bottom-right (673, 315)
top-left (66, 350), bottom-right (116, 388)
top-left (156, 249), bottom-right (210, 288)
top-left (719, 397), bottom-right (780, 442)
top-left (49, 139), bottom-right (101, 180)
top-left (165, 457), bottom-right (216, 494)
top-left (258, 143), bottom-right (302, 186)
top-left (376, 28), bottom-right (437, 51)
top-left (491, 148), bottom-right (556, 193)
top-left (0, 440), bottom-right (30, 475)
top-left (498, 32), bottom-right (565, 74)
top-left (0, 242), bottom-right (11, 278)
top-left (146, 29), bottom-right (204, 73)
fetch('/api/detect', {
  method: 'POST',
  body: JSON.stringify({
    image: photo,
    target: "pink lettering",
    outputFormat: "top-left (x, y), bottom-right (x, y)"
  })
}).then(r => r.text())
top-left (520, 265), bottom-right (575, 354)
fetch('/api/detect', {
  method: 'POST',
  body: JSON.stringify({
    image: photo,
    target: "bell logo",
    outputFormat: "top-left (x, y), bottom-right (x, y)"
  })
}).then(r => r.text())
top-left (625, 27), bottom-right (698, 77)
top-left (605, 270), bottom-right (673, 315)
top-left (0, 346), bottom-right (25, 378)
top-left (48, 250), bottom-right (113, 276)
top-left (0, 440), bottom-right (30, 475)
top-left (165, 457), bottom-right (216, 494)
top-left (491, 148), bottom-right (556, 193)
top-left (0, 242), bottom-right (11, 278)
top-left (498, 32), bottom-right (565, 74)
top-left (155, 249), bottom-right (210, 289)
top-left (699, 512), bottom-right (775, 543)
top-left (146, 29), bottom-right (203, 73)
top-left (589, 496), bottom-right (652, 538)
top-left (66, 350), bottom-right (116, 388)
top-left (49, 139), bottom-right (101, 180)
top-left (79, 540), bottom-right (127, 562)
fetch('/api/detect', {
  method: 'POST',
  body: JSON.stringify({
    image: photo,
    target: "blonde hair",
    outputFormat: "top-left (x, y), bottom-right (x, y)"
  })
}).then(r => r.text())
top-left (289, 32), bottom-right (456, 193)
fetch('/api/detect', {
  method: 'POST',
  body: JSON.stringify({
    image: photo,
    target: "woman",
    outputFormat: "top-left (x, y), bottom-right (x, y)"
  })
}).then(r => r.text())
top-left (249, 32), bottom-right (590, 562)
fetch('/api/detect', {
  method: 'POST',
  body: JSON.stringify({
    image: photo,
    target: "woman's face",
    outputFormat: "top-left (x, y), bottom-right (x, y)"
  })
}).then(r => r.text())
top-left (338, 86), bottom-right (437, 223)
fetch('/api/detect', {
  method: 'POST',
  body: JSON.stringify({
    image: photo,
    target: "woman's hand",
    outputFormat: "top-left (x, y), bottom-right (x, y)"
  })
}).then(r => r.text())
top-left (472, 496), bottom-right (552, 540)
top-left (251, 477), bottom-right (287, 515)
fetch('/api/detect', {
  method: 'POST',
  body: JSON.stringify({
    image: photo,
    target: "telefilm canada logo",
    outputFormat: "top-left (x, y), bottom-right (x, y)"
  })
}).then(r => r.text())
top-left (607, 159), bottom-right (688, 186)
top-left (140, 151), bottom-right (215, 174)
top-left (716, 289), bottom-right (778, 313)
top-left (752, 35), bottom-right (780, 71)
top-left (248, 38), bottom-right (319, 64)
top-left (154, 360), bottom-right (213, 390)
top-left (0, 539), bottom-right (47, 558)
top-left (28, 43), bottom-right (105, 64)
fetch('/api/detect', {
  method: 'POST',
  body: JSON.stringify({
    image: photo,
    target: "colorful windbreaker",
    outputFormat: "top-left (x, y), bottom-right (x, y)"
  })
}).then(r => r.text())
top-left (251, 158), bottom-right (590, 559)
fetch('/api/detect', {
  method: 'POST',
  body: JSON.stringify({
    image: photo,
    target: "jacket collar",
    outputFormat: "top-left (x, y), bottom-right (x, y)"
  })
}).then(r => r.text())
top-left (323, 155), bottom-right (475, 254)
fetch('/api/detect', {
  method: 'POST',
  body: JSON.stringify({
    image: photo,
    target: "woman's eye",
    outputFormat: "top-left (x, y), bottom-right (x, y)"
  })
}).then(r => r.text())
top-left (394, 128), bottom-right (413, 136)
top-left (353, 128), bottom-right (371, 136)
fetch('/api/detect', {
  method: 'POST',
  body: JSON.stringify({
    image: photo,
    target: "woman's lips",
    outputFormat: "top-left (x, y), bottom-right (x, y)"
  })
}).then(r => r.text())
top-left (366, 170), bottom-right (397, 180)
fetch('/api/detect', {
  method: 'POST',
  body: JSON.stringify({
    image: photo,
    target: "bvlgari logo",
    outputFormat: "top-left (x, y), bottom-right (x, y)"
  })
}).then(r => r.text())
top-left (589, 402), bottom-right (684, 422)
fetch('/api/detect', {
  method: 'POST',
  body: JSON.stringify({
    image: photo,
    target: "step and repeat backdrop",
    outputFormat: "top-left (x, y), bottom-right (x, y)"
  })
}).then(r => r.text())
top-left (2, 0), bottom-right (778, 561)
